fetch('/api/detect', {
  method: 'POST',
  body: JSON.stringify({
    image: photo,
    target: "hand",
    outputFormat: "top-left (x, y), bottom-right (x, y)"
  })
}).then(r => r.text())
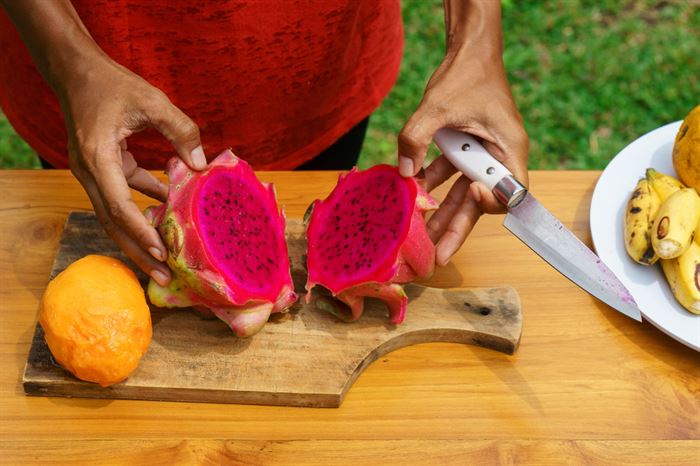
top-left (58, 57), bottom-right (207, 285)
top-left (398, 51), bottom-right (529, 266)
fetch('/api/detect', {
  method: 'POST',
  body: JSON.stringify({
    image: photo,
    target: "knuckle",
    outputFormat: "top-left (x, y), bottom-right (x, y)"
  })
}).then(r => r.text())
top-left (141, 89), bottom-right (171, 122)
top-left (101, 219), bottom-right (120, 238)
top-left (134, 227), bottom-right (153, 247)
top-left (121, 156), bottom-right (138, 179)
top-left (173, 115), bottom-right (200, 141)
top-left (74, 141), bottom-right (102, 174)
top-left (426, 220), bottom-right (441, 237)
top-left (398, 130), bottom-right (421, 151)
top-left (423, 99), bottom-right (446, 117)
top-left (443, 191), bottom-right (462, 208)
top-left (106, 199), bottom-right (126, 220)
top-left (145, 87), bottom-right (169, 109)
top-left (82, 157), bottom-right (99, 175)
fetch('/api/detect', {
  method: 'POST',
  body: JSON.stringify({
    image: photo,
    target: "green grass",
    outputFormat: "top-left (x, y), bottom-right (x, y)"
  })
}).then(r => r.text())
top-left (360, 0), bottom-right (699, 169)
top-left (1, 0), bottom-right (697, 170)
top-left (0, 110), bottom-right (40, 168)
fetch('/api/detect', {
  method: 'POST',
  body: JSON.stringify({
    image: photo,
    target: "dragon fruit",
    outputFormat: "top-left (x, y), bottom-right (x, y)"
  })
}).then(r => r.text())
top-left (145, 150), bottom-right (297, 337)
top-left (305, 164), bottom-right (439, 324)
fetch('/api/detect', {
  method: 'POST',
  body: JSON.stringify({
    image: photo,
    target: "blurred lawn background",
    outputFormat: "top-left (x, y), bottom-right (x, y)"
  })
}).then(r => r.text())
top-left (1, 0), bottom-right (698, 169)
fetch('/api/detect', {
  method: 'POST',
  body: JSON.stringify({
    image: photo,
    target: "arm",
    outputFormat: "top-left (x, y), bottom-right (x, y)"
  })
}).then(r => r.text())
top-left (398, 0), bottom-right (529, 265)
top-left (1, 0), bottom-right (207, 284)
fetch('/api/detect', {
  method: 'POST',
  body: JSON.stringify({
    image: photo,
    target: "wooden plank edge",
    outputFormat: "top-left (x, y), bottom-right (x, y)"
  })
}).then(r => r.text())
top-left (22, 379), bottom-right (342, 408)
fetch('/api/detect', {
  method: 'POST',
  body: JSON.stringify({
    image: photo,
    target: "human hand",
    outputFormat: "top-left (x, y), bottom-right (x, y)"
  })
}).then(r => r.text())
top-left (398, 50), bottom-right (529, 266)
top-left (57, 58), bottom-right (206, 285)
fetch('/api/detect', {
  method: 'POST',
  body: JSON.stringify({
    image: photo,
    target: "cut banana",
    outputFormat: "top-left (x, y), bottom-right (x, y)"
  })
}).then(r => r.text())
top-left (660, 242), bottom-right (700, 314)
top-left (651, 188), bottom-right (700, 259)
top-left (624, 178), bottom-right (660, 264)
top-left (646, 168), bottom-right (684, 202)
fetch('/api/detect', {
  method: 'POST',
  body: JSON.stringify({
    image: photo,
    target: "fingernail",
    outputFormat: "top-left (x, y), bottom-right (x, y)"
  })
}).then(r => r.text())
top-left (399, 156), bottom-right (414, 177)
top-left (151, 269), bottom-right (170, 286)
top-left (149, 247), bottom-right (166, 261)
top-left (190, 146), bottom-right (207, 170)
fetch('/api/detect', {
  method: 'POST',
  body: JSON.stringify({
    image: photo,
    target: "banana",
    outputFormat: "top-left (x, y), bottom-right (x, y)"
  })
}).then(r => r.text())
top-left (646, 168), bottom-right (684, 202)
top-left (660, 241), bottom-right (700, 314)
top-left (651, 188), bottom-right (700, 259)
top-left (624, 178), bottom-right (660, 264)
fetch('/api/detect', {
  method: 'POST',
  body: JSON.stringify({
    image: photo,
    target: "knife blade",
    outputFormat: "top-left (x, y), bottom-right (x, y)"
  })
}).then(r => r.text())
top-left (433, 128), bottom-right (642, 321)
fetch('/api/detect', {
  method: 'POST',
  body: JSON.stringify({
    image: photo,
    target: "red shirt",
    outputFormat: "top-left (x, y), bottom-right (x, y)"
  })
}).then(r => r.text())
top-left (0, 1), bottom-right (402, 169)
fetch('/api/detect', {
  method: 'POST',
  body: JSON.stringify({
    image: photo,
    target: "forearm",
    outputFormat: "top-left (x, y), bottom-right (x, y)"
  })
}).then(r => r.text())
top-left (443, 0), bottom-right (503, 59)
top-left (1, 0), bottom-right (107, 94)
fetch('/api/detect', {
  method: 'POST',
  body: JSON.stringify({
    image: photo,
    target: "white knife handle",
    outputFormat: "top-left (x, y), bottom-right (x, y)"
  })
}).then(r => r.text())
top-left (433, 128), bottom-right (527, 208)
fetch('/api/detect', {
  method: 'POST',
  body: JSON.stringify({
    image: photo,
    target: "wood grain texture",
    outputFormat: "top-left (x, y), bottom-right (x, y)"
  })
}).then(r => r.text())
top-left (22, 212), bottom-right (521, 407)
top-left (1, 439), bottom-right (698, 466)
top-left (1, 171), bottom-right (699, 465)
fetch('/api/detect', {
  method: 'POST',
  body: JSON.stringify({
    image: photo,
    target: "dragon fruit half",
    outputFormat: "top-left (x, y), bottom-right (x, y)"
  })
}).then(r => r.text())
top-left (145, 150), bottom-right (297, 337)
top-left (305, 164), bottom-right (439, 324)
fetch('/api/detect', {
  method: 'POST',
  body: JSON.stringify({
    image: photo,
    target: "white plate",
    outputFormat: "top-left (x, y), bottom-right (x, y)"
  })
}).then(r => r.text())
top-left (590, 121), bottom-right (699, 351)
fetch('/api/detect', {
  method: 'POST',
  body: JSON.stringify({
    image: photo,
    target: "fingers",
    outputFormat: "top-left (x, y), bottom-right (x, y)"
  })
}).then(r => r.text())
top-left (467, 181), bottom-right (505, 215)
top-left (126, 167), bottom-right (169, 202)
top-left (424, 155), bottom-right (457, 192)
top-left (398, 103), bottom-right (444, 177)
top-left (121, 149), bottom-right (168, 201)
top-left (86, 143), bottom-right (169, 266)
top-left (75, 166), bottom-right (171, 285)
top-left (144, 91), bottom-right (207, 170)
top-left (93, 154), bottom-right (166, 259)
top-left (426, 176), bottom-right (483, 266)
top-left (482, 122), bottom-right (530, 188)
top-left (435, 194), bottom-right (482, 266)
top-left (426, 176), bottom-right (470, 242)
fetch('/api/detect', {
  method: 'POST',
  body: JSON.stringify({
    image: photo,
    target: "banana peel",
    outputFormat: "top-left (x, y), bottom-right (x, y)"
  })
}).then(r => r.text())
top-left (646, 168), bottom-right (684, 202)
top-left (660, 241), bottom-right (700, 314)
top-left (651, 188), bottom-right (700, 259)
top-left (624, 178), bottom-right (660, 264)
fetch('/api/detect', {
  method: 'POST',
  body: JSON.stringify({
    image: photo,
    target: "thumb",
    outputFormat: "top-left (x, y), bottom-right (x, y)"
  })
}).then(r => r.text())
top-left (145, 92), bottom-right (207, 170)
top-left (398, 104), bottom-right (444, 177)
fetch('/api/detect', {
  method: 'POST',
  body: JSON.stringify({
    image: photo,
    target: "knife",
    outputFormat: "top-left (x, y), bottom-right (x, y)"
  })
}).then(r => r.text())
top-left (433, 128), bottom-right (642, 322)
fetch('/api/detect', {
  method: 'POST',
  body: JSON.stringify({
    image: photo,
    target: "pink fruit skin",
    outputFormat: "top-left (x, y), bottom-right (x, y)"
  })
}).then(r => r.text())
top-left (146, 150), bottom-right (297, 337)
top-left (305, 165), bottom-right (438, 324)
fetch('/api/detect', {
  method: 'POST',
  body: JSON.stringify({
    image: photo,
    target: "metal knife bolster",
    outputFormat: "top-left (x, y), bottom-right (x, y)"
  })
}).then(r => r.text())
top-left (494, 175), bottom-right (528, 209)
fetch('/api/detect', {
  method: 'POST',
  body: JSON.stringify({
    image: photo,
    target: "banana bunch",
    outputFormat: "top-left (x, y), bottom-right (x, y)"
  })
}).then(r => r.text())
top-left (623, 168), bottom-right (700, 314)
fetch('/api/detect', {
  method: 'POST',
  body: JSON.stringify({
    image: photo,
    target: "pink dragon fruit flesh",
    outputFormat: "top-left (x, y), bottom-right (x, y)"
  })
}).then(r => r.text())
top-left (146, 150), bottom-right (297, 337)
top-left (305, 164), bottom-right (439, 324)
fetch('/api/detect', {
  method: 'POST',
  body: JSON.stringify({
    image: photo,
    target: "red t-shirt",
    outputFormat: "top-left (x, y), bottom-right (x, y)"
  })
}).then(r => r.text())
top-left (0, 1), bottom-right (402, 169)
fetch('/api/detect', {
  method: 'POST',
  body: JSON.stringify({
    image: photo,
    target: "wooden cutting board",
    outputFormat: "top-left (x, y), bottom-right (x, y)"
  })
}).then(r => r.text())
top-left (23, 212), bottom-right (522, 408)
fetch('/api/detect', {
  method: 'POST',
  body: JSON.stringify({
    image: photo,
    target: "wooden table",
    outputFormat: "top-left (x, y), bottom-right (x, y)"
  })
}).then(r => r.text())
top-left (0, 170), bottom-right (697, 465)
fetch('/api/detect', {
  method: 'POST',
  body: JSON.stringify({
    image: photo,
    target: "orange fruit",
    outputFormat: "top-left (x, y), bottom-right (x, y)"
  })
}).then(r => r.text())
top-left (673, 104), bottom-right (700, 193)
top-left (40, 255), bottom-right (152, 387)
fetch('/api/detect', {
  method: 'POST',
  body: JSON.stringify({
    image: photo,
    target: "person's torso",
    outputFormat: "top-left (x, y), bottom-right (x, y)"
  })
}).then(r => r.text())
top-left (0, 0), bottom-right (403, 169)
